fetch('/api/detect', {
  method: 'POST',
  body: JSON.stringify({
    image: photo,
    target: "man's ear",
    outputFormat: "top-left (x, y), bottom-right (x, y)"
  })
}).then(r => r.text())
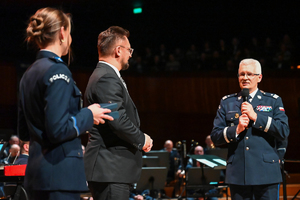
top-left (115, 46), bottom-right (121, 57)
top-left (258, 74), bottom-right (263, 83)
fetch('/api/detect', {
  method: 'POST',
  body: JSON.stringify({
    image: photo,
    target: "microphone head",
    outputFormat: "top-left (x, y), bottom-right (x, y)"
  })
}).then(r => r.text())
top-left (241, 88), bottom-right (249, 102)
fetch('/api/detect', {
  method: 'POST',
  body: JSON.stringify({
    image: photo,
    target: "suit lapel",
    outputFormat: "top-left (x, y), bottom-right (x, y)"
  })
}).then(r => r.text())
top-left (100, 63), bottom-right (140, 126)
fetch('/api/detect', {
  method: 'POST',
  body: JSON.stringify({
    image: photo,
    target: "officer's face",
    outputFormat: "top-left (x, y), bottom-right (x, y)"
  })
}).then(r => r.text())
top-left (238, 64), bottom-right (262, 93)
top-left (120, 37), bottom-right (132, 70)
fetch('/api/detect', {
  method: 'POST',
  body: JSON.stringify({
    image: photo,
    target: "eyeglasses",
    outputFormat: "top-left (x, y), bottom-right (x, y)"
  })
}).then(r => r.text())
top-left (117, 45), bottom-right (134, 56)
top-left (237, 72), bottom-right (260, 78)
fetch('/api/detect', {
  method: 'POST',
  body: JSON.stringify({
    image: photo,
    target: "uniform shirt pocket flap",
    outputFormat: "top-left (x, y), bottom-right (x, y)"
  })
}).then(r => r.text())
top-left (263, 153), bottom-right (278, 163)
top-left (62, 143), bottom-right (83, 158)
top-left (225, 112), bottom-right (239, 122)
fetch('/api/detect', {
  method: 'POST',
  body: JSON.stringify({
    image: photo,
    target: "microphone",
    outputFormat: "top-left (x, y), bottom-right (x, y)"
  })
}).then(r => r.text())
top-left (241, 88), bottom-right (249, 102)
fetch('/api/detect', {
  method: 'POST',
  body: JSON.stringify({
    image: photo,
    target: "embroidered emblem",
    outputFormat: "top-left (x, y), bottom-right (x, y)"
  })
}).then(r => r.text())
top-left (256, 105), bottom-right (272, 112)
top-left (49, 74), bottom-right (70, 83)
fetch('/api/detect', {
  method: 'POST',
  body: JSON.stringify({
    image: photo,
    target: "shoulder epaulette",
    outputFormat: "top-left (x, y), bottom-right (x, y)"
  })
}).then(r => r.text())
top-left (222, 93), bottom-right (238, 100)
top-left (261, 90), bottom-right (279, 99)
top-left (49, 57), bottom-right (64, 63)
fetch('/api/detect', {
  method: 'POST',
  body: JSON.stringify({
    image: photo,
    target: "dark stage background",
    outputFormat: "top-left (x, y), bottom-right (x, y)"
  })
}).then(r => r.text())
top-left (0, 0), bottom-right (299, 173)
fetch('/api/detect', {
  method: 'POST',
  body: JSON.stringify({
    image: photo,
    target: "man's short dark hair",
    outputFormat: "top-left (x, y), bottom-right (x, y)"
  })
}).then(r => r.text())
top-left (97, 26), bottom-right (130, 57)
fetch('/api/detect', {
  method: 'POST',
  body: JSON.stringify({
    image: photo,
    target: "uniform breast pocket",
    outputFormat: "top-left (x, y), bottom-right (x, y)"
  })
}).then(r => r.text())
top-left (225, 111), bottom-right (239, 126)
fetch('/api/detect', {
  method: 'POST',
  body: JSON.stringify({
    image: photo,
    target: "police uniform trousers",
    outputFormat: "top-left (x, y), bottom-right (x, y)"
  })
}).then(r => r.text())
top-left (88, 181), bottom-right (130, 200)
top-left (230, 183), bottom-right (279, 200)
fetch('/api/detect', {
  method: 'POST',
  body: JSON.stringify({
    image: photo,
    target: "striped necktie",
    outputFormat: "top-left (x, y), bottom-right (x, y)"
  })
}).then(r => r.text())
top-left (120, 76), bottom-right (127, 89)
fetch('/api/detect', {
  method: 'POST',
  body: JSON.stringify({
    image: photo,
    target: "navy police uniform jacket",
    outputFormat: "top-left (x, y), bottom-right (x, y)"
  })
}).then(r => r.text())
top-left (211, 89), bottom-right (289, 185)
top-left (18, 50), bottom-right (93, 191)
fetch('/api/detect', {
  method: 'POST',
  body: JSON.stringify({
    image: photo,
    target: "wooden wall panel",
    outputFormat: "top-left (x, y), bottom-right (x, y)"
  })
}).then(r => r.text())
top-left (1, 64), bottom-right (299, 172)
top-left (0, 64), bottom-right (17, 105)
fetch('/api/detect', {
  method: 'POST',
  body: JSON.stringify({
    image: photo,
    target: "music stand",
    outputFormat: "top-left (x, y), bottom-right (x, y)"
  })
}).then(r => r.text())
top-left (0, 141), bottom-right (8, 159)
top-left (205, 148), bottom-right (227, 160)
top-left (187, 167), bottom-right (222, 186)
top-left (142, 156), bottom-right (159, 167)
top-left (186, 167), bottom-right (224, 199)
top-left (188, 154), bottom-right (227, 169)
top-left (145, 151), bottom-right (170, 170)
top-left (136, 167), bottom-right (168, 191)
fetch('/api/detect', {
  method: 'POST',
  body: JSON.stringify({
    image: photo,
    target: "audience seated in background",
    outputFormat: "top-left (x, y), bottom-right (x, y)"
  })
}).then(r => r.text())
top-left (129, 34), bottom-right (296, 73)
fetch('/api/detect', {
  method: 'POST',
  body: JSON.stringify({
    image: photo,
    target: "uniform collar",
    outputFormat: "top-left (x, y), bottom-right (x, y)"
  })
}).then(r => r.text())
top-left (249, 88), bottom-right (258, 100)
top-left (37, 50), bottom-right (59, 60)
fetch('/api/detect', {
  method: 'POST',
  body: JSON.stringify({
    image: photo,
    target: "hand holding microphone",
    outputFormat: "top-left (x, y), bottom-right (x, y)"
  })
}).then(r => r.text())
top-left (241, 88), bottom-right (257, 121)
top-left (236, 88), bottom-right (250, 135)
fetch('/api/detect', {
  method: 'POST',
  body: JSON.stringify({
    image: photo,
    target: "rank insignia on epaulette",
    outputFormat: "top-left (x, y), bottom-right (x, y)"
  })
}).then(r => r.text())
top-left (222, 96), bottom-right (228, 100)
top-left (49, 57), bottom-right (64, 63)
top-left (54, 57), bottom-right (63, 62)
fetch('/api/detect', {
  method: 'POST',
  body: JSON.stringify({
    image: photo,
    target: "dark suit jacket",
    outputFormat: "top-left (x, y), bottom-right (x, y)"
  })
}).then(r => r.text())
top-left (18, 50), bottom-right (93, 191)
top-left (211, 89), bottom-right (289, 185)
top-left (84, 62), bottom-right (145, 183)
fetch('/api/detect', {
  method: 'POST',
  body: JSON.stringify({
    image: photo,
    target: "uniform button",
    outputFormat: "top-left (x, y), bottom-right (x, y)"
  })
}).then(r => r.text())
top-left (272, 160), bottom-right (275, 162)
top-left (230, 139), bottom-right (233, 141)
top-left (246, 147), bottom-right (249, 150)
top-left (259, 126), bottom-right (262, 129)
top-left (78, 152), bottom-right (81, 156)
top-left (246, 137), bottom-right (249, 140)
top-left (231, 118), bottom-right (233, 120)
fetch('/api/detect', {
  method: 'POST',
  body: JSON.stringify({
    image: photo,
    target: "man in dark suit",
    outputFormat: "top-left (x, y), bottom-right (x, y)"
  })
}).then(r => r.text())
top-left (211, 58), bottom-right (289, 200)
top-left (84, 26), bottom-right (153, 200)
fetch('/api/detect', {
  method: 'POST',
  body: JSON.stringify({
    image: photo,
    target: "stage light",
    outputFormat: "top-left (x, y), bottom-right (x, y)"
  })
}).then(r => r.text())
top-left (133, 7), bottom-right (142, 14)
